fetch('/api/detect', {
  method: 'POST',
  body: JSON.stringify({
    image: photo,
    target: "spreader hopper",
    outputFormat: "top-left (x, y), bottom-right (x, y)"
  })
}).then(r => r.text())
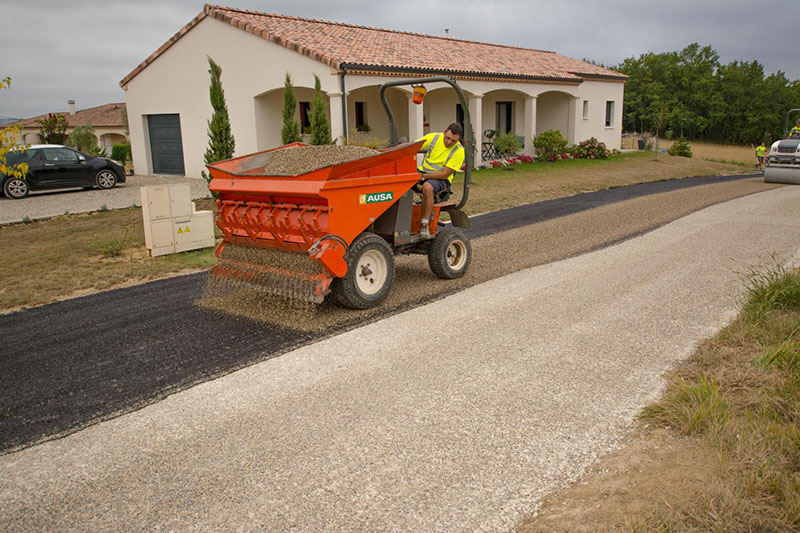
top-left (207, 142), bottom-right (426, 306)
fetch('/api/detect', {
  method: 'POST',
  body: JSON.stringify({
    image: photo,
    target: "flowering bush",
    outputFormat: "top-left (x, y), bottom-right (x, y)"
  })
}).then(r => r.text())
top-left (538, 151), bottom-right (575, 162)
top-left (572, 137), bottom-right (610, 159)
top-left (478, 154), bottom-right (534, 169)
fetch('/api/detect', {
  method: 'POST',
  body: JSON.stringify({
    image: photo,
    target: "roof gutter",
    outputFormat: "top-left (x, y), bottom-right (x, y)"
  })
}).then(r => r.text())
top-left (339, 62), bottom-right (582, 84)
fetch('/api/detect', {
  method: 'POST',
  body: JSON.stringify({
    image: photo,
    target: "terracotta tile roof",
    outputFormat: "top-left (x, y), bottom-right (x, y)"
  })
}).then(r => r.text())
top-left (10, 103), bottom-right (126, 129)
top-left (120, 4), bottom-right (626, 87)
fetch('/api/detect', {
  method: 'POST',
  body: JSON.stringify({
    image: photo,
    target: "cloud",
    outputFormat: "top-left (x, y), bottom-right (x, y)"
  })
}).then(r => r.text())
top-left (0, 0), bottom-right (797, 118)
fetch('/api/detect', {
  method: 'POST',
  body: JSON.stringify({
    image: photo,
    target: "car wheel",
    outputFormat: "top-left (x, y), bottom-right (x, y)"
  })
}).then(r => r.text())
top-left (3, 178), bottom-right (29, 199)
top-left (96, 170), bottom-right (117, 189)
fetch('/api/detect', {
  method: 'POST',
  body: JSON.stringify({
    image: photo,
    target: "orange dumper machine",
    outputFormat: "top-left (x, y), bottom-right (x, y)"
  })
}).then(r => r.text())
top-left (206, 77), bottom-right (473, 309)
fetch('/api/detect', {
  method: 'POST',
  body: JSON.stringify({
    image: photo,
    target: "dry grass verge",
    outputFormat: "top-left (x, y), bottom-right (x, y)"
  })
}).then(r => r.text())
top-left (0, 199), bottom-right (219, 311)
top-left (519, 264), bottom-right (800, 531)
top-left (654, 140), bottom-right (757, 167)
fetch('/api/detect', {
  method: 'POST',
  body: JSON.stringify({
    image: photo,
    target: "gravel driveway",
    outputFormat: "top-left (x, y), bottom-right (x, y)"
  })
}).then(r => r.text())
top-left (0, 175), bottom-right (210, 225)
top-left (3, 186), bottom-right (799, 531)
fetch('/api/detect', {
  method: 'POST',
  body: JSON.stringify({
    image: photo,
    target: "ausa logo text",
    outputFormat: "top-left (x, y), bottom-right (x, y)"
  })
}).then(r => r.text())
top-left (359, 191), bottom-right (394, 205)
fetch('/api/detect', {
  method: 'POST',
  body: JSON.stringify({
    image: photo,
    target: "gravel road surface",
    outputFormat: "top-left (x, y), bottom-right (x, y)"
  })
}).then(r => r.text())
top-left (2, 185), bottom-right (799, 531)
top-left (0, 175), bottom-right (769, 453)
top-left (0, 175), bottom-right (210, 225)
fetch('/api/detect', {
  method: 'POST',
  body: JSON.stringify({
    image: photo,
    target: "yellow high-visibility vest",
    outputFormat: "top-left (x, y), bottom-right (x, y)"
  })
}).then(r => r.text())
top-left (416, 133), bottom-right (465, 182)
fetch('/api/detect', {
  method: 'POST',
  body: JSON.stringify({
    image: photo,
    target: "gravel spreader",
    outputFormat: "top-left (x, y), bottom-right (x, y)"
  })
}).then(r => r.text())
top-left (206, 77), bottom-right (474, 309)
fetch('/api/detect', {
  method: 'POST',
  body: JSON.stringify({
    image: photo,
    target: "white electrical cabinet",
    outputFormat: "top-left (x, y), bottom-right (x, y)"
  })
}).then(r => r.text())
top-left (141, 184), bottom-right (215, 257)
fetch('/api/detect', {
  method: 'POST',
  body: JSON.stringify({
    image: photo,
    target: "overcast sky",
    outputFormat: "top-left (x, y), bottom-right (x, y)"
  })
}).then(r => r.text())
top-left (1, 0), bottom-right (798, 120)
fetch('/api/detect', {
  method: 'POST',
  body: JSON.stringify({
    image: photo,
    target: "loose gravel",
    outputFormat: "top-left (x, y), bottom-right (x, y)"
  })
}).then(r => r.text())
top-left (199, 177), bottom-right (776, 333)
top-left (261, 145), bottom-right (378, 175)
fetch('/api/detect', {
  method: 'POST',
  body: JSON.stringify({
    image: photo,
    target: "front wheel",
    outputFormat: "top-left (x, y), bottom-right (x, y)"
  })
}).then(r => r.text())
top-left (3, 178), bottom-right (29, 199)
top-left (332, 233), bottom-right (395, 309)
top-left (96, 169), bottom-right (117, 189)
top-left (428, 226), bottom-right (472, 279)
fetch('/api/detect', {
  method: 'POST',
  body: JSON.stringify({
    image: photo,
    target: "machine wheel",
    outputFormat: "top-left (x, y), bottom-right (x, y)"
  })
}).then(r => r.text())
top-left (333, 233), bottom-right (395, 309)
top-left (3, 178), bottom-right (29, 199)
top-left (428, 226), bottom-right (471, 279)
top-left (96, 170), bottom-right (118, 189)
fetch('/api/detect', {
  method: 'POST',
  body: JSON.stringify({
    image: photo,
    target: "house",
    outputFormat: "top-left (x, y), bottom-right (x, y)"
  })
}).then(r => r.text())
top-left (120, 4), bottom-right (626, 177)
top-left (10, 101), bottom-right (128, 154)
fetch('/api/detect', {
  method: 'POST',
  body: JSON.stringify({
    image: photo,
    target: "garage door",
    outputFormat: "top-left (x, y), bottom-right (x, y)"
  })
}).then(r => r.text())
top-left (147, 114), bottom-right (185, 175)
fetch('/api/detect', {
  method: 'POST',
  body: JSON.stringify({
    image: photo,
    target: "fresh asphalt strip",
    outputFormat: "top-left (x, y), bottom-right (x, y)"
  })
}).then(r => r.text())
top-left (0, 173), bottom-right (760, 453)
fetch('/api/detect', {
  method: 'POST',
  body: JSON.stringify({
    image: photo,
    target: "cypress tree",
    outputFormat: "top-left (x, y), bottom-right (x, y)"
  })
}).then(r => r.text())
top-left (309, 74), bottom-right (332, 145)
top-left (201, 56), bottom-right (235, 194)
top-left (281, 73), bottom-right (301, 144)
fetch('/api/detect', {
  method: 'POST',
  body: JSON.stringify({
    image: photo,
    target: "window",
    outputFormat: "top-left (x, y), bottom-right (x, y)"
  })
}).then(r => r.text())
top-left (582, 100), bottom-right (589, 120)
top-left (605, 101), bottom-right (615, 127)
top-left (42, 147), bottom-right (78, 162)
top-left (355, 101), bottom-right (367, 131)
top-left (299, 102), bottom-right (311, 132)
top-left (496, 101), bottom-right (513, 133)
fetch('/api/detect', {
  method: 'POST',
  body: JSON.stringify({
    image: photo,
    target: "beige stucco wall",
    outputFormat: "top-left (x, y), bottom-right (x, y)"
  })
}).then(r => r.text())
top-left (123, 14), bottom-right (625, 176)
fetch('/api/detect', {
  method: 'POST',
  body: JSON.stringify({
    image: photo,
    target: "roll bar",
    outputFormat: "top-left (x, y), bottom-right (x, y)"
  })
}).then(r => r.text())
top-left (379, 76), bottom-right (472, 210)
top-left (784, 109), bottom-right (800, 137)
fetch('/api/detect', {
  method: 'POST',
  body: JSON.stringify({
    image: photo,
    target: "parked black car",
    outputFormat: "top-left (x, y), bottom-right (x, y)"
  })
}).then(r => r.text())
top-left (1, 144), bottom-right (126, 199)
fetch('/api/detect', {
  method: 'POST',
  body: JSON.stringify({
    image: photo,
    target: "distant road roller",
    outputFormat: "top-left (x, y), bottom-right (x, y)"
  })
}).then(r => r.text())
top-left (765, 108), bottom-right (800, 184)
top-left (206, 76), bottom-right (473, 309)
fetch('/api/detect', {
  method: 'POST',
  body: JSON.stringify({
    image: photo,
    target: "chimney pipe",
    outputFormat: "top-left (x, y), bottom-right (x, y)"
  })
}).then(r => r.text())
top-left (68, 100), bottom-right (76, 115)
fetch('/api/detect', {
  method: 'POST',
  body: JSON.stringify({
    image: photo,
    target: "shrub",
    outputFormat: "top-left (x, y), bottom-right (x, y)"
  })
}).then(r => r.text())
top-left (88, 145), bottom-right (108, 158)
top-left (493, 132), bottom-right (522, 155)
top-left (533, 129), bottom-right (568, 155)
top-left (572, 137), bottom-right (611, 159)
top-left (111, 142), bottom-right (131, 165)
top-left (667, 137), bottom-right (693, 157)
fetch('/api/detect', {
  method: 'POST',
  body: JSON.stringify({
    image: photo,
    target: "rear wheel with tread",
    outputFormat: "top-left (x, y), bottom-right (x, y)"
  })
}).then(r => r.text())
top-left (428, 226), bottom-right (471, 279)
top-left (333, 233), bottom-right (395, 309)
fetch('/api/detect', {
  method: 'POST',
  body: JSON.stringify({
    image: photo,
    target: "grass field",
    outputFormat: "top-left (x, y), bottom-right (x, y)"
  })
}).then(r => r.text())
top-left (0, 152), bottom-right (746, 312)
top-left (627, 137), bottom-right (759, 167)
top-left (667, 140), bottom-right (758, 167)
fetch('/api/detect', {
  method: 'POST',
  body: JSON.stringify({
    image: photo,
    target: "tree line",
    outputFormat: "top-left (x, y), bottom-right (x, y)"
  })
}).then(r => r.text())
top-left (611, 43), bottom-right (800, 144)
